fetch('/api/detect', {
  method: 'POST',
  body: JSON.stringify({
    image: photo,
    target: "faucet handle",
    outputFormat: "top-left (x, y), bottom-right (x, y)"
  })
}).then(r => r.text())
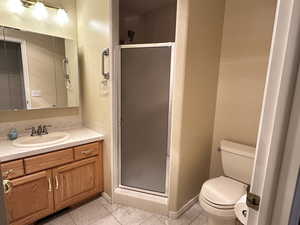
top-left (42, 125), bottom-right (52, 135)
top-left (25, 127), bottom-right (37, 136)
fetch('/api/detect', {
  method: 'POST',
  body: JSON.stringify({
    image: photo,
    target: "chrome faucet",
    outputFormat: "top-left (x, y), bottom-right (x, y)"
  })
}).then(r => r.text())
top-left (26, 125), bottom-right (51, 136)
top-left (37, 125), bottom-right (43, 136)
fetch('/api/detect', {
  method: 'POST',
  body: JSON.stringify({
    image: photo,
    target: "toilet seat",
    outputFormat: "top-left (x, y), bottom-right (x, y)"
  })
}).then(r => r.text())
top-left (200, 194), bottom-right (236, 219)
top-left (199, 176), bottom-right (248, 221)
top-left (200, 176), bottom-right (247, 208)
top-left (200, 194), bottom-right (235, 210)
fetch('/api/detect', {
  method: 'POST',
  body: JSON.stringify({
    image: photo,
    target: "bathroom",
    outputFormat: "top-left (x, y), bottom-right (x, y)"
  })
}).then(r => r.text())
top-left (0, 0), bottom-right (300, 225)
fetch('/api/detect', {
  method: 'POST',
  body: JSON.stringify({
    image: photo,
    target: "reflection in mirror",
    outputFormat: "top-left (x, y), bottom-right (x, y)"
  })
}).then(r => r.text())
top-left (0, 26), bottom-right (79, 110)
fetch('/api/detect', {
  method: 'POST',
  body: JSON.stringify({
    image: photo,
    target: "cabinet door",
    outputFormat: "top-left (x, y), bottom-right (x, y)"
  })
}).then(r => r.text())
top-left (53, 157), bottom-right (101, 211)
top-left (5, 170), bottom-right (54, 225)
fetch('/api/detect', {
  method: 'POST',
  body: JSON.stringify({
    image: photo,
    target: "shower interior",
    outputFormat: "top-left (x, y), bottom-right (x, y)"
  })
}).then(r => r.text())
top-left (116, 0), bottom-right (178, 197)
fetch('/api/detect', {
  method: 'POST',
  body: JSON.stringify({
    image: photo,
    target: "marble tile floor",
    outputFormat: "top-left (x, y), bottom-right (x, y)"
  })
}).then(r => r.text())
top-left (36, 197), bottom-right (208, 225)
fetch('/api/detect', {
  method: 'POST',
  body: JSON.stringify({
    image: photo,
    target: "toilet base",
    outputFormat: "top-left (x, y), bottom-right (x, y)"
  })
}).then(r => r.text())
top-left (207, 217), bottom-right (236, 225)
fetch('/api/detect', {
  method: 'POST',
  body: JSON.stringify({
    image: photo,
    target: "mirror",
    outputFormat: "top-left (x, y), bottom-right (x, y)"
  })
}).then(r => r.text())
top-left (0, 26), bottom-right (79, 110)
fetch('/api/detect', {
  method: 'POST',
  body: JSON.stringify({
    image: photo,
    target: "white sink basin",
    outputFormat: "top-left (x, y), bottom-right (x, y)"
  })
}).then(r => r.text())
top-left (13, 132), bottom-right (70, 148)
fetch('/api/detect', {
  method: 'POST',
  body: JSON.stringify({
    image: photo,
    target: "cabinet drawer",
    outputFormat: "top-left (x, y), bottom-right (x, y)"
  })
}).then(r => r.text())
top-left (1, 160), bottom-right (24, 179)
top-left (24, 149), bottom-right (74, 174)
top-left (74, 142), bottom-right (99, 160)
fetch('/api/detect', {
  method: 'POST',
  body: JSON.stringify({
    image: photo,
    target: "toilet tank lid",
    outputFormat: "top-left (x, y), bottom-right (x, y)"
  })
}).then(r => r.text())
top-left (220, 140), bottom-right (255, 159)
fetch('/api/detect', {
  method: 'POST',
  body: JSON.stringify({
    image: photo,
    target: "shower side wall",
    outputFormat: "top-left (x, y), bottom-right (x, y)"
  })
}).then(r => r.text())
top-left (169, 0), bottom-right (225, 212)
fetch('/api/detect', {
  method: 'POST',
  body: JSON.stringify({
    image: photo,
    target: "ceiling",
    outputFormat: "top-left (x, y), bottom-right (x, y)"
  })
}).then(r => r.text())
top-left (120, 0), bottom-right (177, 16)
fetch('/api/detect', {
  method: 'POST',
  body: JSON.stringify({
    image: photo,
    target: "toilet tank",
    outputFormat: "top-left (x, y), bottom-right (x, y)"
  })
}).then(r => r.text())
top-left (220, 140), bottom-right (255, 184)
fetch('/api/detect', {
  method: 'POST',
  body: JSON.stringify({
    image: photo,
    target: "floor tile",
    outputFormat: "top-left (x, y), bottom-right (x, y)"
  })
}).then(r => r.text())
top-left (89, 215), bottom-right (121, 225)
top-left (97, 197), bottom-right (121, 213)
top-left (37, 209), bottom-right (75, 225)
top-left (69, 199), bottom-right (111, 225)
top-left (190, 214), bottom-right (208, 225)
top-left (42, 214), bottom-right (75, 225)
top-left (166, 217), bottom-right (191, 225)
top-left (112, 205), bottom-right (153, 225)
top-left (140, 215), bottom-right (168, 225)
top-left (183, 203), bottom-right (203, 221)
top-left (166, 203), bottom-right (203, 225)
top-left (36, 198), bottom-right (207, 225)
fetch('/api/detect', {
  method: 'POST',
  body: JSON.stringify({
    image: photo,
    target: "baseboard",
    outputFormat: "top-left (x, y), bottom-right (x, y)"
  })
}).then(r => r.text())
top-left (102, 192), bottom-right (112, 204)
top-left (169, 194), bottom-right (199, 219)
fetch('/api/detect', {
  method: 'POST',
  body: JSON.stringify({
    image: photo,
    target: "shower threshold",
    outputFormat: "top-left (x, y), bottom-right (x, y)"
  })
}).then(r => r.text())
top-left (113, 187), bottom-right (168, 216)
top-left (119, 184), bottom-right (168, 198)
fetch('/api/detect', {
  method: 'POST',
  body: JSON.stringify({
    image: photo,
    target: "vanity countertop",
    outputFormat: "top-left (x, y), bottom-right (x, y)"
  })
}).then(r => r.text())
top-left (0, 127), bottom-right (104, 162)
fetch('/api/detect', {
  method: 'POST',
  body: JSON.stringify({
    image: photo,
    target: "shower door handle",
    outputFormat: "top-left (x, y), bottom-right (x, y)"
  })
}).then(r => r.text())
top-left (102, 48), bottom-right (110, 80)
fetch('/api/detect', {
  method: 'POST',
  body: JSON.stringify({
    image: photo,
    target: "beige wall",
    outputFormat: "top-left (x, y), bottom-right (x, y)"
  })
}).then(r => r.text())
top-left (169, 0), bottom-right (225, 211)
top-left (76, 0), bottom-right (112, 196)
top-left (0, 107), bottom-right (79, 123)
top-left (209, 0), bottom-right (277, 178)
top-left (0, 0), bottom-right (80, 124)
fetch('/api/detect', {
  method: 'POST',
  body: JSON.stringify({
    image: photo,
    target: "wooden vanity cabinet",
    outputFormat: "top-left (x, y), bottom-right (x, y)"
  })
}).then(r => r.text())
top-left (2, 141), bottom-right (103, 225)
top-left (1, 160), bottom-right (25, 180)
top-left (5, 170), bottom-right (54, 225)
top-left (24, 148), bottom-right (74, 174)
top-left (53, 157), bottom-right (102, 211)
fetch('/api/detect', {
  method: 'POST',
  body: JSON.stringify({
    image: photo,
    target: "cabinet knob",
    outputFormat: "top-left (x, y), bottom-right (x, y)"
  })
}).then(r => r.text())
top-left (81, 150), bottom-right (93, 155)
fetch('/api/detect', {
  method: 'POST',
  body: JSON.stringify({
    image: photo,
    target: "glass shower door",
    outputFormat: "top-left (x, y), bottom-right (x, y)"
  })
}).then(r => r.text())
top-left (120, 45), bottom-right (172, 194)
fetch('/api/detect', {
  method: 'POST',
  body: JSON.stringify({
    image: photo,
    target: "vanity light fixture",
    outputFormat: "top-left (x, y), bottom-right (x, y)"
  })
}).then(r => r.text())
top-left (55, 8), bottom-right (69, 25)
top-left (19, 0), bottom-right (69, 24)
top-left (7, 0), bottom-right (25, 14)
top-left (32, 1), bottom-right (48, 20)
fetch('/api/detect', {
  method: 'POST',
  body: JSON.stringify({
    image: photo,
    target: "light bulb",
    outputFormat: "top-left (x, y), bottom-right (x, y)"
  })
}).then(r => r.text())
top-left (32, 2), bottom-right (48, 20)
top-left (55, 8), bottom-right (69, 25)
top-left (7, 0), bottom-right (24, 14)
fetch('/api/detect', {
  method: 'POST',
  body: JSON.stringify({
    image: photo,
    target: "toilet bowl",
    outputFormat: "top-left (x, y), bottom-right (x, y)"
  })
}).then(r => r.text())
top-left (199, 176), bottom-right (248, 225)
top-left (199, 140), bottom-right (255, 225)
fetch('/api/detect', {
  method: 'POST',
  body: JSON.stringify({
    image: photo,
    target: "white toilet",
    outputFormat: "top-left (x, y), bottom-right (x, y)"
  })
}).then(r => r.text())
top-left (199, 140), bottom-right (255, 225)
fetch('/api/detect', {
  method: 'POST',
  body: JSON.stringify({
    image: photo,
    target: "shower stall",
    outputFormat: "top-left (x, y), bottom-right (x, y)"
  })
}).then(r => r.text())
top-left (116, 43), bottom-right (175, 196)
top-left (112, 0), bottom-right (178, 208)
